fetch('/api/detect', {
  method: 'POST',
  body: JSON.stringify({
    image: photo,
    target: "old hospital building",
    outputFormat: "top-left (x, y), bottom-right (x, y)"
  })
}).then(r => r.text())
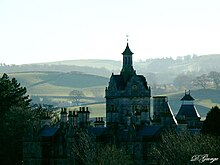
top-left (23, 43), bottom-right (202, 164)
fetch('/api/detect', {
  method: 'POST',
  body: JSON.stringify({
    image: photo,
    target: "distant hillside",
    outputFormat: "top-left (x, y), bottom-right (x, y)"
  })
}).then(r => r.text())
top-left (44, 54), bottom-right (220, 75)
top-left (2, 54), bottom-right (220, 84)
top-left (0, 63), bottom-right (115, 78)
top-left (45, 59), bottom-right (121, 71)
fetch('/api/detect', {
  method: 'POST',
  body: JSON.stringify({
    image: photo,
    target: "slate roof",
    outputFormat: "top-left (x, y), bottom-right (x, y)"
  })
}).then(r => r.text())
top-left (39, 126), bottom-right (59, 137)
top-left (176, 105), bottom-right (200, 119)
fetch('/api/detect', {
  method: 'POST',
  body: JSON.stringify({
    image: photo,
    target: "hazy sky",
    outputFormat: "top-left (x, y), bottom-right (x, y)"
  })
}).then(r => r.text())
top-left (1, 0), bottom-right (220, 64)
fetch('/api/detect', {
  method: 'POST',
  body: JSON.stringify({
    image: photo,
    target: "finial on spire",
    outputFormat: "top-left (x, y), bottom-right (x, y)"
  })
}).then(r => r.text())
top-left (126, 34), bottom-right (129, 43)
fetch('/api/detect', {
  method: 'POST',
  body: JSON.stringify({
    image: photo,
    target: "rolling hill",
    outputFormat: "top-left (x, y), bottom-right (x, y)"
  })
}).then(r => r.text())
top-left (7, 71), bottom-right (109, 96)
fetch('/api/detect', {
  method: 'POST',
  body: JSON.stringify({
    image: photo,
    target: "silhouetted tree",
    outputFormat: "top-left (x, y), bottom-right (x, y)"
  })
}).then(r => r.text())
top-left (201, 106), bottom-right (220, 136)
top-left (0, 73), bottom-right (31, 117)
top-left (69, 89), bottom-right (85, 106)
top-left (193, 74), bottom-right (209, 89)
top-left (208, 71), bottom-right (220, 89)
top-left (0, 73), bottom-right (34, 165)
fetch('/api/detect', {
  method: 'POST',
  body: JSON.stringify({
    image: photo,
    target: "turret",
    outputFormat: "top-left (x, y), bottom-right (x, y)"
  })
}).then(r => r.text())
top-left (120, 43), bottom-right (136, 81)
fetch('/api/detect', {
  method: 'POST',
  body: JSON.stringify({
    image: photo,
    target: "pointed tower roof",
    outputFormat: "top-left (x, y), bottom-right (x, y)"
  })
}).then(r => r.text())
top-left (122, 43), bottom-right (133, 55)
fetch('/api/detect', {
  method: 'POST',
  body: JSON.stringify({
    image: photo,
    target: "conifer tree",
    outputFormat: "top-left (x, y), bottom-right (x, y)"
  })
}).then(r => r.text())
top-left (0, 73), bottom-right (32, 165)
top-left (0, 73), bottom-right (31, 117)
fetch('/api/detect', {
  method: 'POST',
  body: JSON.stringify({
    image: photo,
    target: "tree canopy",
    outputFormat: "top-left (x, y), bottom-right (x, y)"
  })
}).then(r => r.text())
top-left (0, 73), bottom-right (31, 117)
top-left (201, 106), bottom-right (220, 136)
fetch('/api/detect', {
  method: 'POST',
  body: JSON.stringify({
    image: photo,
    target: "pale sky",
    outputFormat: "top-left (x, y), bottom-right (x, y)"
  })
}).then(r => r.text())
top-left (1, 0), bottom-right (220, 65)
